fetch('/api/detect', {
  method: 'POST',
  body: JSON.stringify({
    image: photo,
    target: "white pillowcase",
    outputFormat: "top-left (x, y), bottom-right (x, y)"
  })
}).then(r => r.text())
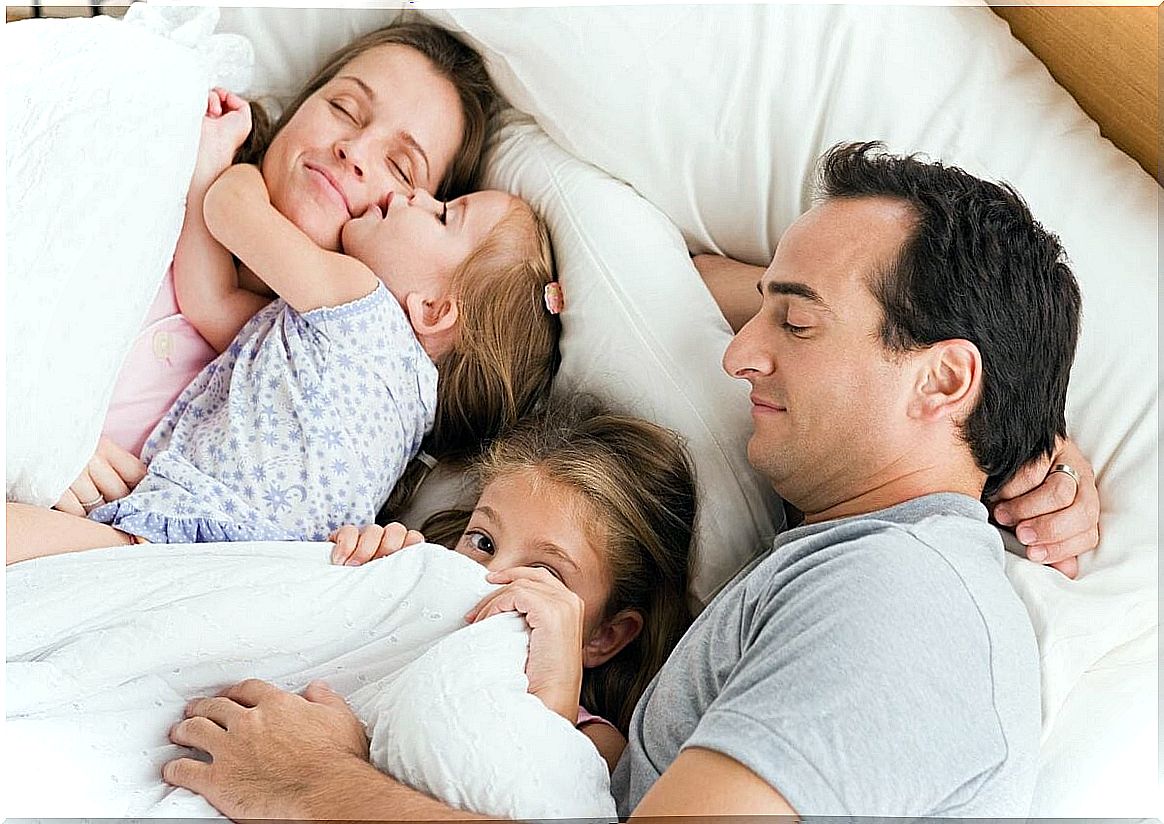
top-left (213, 6), bottom-right (785, 605)
top-left (4, 14), bottom-right (209, 506)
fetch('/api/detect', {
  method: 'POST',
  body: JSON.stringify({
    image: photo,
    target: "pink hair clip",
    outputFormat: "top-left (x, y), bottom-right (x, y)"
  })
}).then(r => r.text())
top-left (544, 282), bottom-right (564, 315)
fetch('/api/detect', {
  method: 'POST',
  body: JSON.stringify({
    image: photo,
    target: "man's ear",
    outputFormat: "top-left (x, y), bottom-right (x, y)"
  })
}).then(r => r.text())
top-left (404, 292), bottom-right (459, 337)
top-left (910, 338), bottom-right (981, 422)
top-left (582, 609), bottom-right (644, 669)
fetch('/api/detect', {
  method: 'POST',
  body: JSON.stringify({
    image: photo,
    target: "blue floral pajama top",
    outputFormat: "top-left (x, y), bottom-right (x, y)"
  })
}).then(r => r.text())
top-left (91, 283), bottom-right (437, 543)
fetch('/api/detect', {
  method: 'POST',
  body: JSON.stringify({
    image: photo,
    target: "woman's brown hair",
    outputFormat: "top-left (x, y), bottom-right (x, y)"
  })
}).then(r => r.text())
top-left (421, 396), bottom-right (698, 734)
top-left (238, 19), bottom-right (498, 200)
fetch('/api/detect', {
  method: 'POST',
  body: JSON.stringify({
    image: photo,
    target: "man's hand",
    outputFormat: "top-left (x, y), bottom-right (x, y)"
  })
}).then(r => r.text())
top-left (989, 436), bottom-right (1100, 579)
top-left (164, 679), bottom-right (369, 820)
top-left (53, 436), bottom-right (146, 516)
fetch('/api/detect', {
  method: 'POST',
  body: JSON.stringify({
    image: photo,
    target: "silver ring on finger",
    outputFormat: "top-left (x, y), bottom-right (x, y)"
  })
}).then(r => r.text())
top-left (1045, 463), bottom-right (1080, 499)
top-left (80, 494), bottom-right (106, 514)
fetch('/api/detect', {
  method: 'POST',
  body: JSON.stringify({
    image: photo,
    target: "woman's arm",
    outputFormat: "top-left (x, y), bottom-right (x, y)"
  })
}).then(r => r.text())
top-left (203, 164), bottom-right (379, 315)
top-left (6, 503), bottom-right (135, 565)
top-left (174, 90), bottom-right (272, 354)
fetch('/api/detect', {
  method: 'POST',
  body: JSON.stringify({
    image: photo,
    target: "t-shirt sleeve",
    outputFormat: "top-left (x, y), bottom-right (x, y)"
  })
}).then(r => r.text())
top-left (297, 282), bottom-right (437, 428)
top-left (684, 528), bottom-right (1010, 815)
top-left (299, 282), bottom-right (412, 356)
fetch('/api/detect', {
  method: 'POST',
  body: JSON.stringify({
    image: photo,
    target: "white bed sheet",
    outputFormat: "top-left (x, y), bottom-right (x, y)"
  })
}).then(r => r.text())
top-left (5, 542), bottom-right (615, 820)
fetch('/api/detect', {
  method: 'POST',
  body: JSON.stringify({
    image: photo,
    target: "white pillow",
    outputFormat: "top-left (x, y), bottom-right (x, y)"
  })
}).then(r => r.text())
top-left (213, 7), bottom-right (785, 604)
top-left (4, 14), bottom-right (211, 505)
top-left (423, 0), bottom-right (1159, 745)
top-left (215, 6), bottom-right (401, 107)
top-left (407, 111), bottom-right (785, 605)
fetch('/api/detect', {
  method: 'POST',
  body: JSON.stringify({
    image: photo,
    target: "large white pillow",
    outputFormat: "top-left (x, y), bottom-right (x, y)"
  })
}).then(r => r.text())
top-left (423, 0), bottom-right (1159, 747)
top-left (213, 7), bottom-right (785, 604)
top-left (4, 13), bottom-right (214, 505)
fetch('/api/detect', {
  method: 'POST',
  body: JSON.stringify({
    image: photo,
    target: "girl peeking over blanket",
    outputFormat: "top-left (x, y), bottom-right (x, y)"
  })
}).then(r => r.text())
top-left (329, 399), bottom-right (697, 772)
top-left (6, 27), bottom-right (561, 562)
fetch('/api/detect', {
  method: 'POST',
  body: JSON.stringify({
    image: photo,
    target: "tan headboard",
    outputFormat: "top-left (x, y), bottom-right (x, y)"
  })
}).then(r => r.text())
top-left (990, 3), bottom-right (1160, 181)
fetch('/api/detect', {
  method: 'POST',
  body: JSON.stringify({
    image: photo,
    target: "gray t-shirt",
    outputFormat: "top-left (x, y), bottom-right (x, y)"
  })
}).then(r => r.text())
top-left (611, 493), bottom-right (1040, 816)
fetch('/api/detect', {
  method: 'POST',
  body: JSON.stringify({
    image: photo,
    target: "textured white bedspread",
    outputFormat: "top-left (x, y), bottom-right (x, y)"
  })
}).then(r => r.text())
top-left (5, 541), bottom-right (616, 819)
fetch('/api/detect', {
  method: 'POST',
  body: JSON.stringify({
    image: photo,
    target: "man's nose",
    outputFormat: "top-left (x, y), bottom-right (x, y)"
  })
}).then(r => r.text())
top-left (722, 316), bottom-right (775, 379)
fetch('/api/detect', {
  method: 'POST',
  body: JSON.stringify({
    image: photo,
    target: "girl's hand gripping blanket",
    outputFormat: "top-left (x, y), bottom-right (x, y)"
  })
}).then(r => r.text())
top-left (6, 542), bottom-right (617, 820)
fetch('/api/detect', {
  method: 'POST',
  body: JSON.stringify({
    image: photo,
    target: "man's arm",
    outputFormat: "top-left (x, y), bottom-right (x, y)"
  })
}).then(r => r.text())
top-left (164, 679), bottom-right (492, 821)
top-left (632, 748), bottom-right (797, 817)
top-left (692, 254), bottom-right (766, 333)
top-left (166, 680), bottom-right (788, 821)
top-left (203, 165), bottom-right (379, 316)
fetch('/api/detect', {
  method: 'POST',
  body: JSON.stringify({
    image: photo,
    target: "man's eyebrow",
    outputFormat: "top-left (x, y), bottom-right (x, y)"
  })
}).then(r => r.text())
top-left (757, 280), bottom-right (832, 309)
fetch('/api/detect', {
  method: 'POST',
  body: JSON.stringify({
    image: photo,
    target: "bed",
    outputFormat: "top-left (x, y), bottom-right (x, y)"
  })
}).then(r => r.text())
top-left (5, 3), bottom-right (1159, 818)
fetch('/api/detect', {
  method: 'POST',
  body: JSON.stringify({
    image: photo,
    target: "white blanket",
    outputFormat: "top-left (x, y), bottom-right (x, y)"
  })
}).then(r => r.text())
top-left (5, 542), bottom-right (616, 820)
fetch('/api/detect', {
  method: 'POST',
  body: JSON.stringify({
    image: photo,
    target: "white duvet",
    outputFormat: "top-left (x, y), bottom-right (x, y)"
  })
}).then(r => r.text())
top-left (5, 541), bottom-right (616, 820)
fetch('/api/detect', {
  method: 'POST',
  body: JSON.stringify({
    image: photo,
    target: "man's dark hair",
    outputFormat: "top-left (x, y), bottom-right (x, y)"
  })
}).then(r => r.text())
top-left (817, 141), bottom-right (1081, 499)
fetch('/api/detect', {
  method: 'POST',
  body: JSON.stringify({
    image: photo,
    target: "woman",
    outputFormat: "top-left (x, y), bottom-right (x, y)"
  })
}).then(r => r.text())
top-left (55, 20), bottom-right (498, 516)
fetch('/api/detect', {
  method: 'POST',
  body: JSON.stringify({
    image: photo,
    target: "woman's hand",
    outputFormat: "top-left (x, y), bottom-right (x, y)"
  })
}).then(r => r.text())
top-left (329, 522), bottom-right (425, 566)
top-left (989, 436), bottom-right (1100, 579)
top-left (53, 436), bottom-right (146, 516)
top-left (466, 567), bottom-right (585, 724)
top-left (191, 88), bottom-right (253, 194)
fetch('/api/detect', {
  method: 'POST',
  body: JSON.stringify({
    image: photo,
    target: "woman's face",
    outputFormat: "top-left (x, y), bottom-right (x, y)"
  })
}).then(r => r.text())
top-left (262, 44), bottom-right (466, 252)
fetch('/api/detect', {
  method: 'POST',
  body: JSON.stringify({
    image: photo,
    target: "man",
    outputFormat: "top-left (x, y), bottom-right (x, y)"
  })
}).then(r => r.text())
top-left (162, 143), bottom-right (1084, 817)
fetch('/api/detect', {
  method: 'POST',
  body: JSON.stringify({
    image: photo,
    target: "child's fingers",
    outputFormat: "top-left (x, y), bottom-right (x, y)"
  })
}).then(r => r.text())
top-left (206, 91), bottom-right (223, 117)
top-left (224, 90), bottom-right (247, 111)
top-left (467, 589), bottom-right (515, 624)
top-left (348, 526), bottom-right (386, 565)
top-left (465, 589), bottom-right (502, 624)
top-left (403, 529), bottom-right (425, 547)
top-left (485, 566), bottom-right (564, 589)
top-left (368, 522), bottom-right (410, 560)
top-left (329, 524), bottom-right (360, 565)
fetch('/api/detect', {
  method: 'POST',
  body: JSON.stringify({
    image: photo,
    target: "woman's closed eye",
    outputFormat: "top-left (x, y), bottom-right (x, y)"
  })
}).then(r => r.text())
top-left (330, 99), bottom-right (358, 123)
top-left (389, 157), bottom-right (413, 189)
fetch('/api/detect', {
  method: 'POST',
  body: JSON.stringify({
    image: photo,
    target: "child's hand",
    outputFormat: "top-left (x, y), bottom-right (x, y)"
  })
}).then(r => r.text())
top-left (466, 567), bottom-right (585, 724)
top-left (192, 88), bottom-right (253, 193)
top-left (329, 522), bottom-right (425, 566)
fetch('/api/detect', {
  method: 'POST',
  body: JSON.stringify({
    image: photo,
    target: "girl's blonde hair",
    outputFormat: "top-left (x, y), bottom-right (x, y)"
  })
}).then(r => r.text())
top-left (383, 199), bottom-right (561, 517)
top-left (239, 20), bottom-right (498, 200)
top-left (422, 396), bottom-right (697, 734)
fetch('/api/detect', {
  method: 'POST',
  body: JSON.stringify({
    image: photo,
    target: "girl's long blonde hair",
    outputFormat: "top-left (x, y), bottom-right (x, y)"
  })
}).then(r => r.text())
top-left (382, 200), bottom-right (561, 518)
top-left (422, 396), bottom-right (697, 734)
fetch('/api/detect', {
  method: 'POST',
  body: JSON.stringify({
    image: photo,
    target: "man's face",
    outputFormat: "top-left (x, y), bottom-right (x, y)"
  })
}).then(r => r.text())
top-left (722, 196), bottom-right (920, 515)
